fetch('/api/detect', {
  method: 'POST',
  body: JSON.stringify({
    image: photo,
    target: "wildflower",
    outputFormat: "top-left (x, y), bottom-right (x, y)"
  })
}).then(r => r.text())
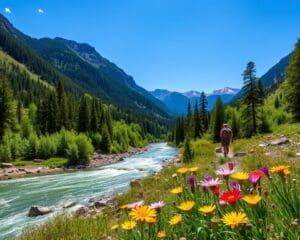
top-left (154, 175), bottom-right (161, 180)
top-left (260, 166), bottom-right (269, 177)
top-left (127, 200), bottom-right (144, 209)
top-left (228, 162), bottom-right (236, 170)
top-left (216, 168), bottom-right (234, 178)
top-left (230, 181), bottom-right (241, 191)
top-left (187, 175), bottom-right (196, 192)
top-left (231, 172), bottom-right (249, 181)
top-left (171, 186), bottom-right (183, 194)
top-left (150, 201), bottom-right (165, 211)
top-left (111, 224), bottom-right (119, 230)
top-left (169, 214), bottom-right (182, 225)
top-left (177, 201), bottom-right (195, 212)
top-left (222, 212), bottom-right (248, 229)
top-left (219, 200), bottom-right (227, 206)
top-left (157, 230), bottom-right (166, 238)
top-left (189, 167), bottom-right (199, 172)
top-left (201, 177), bottom-right (223, 188)
top-left (172, 173), bottom-right (177, 178)
top-left (145, 217), bottom-right (157, 224)
top-left (199, 204), bottom-right (216, 215)
top-left (129, 205), bottom-right (157, 222)
top-left (121, 220), bottom-right (137, 230)
top-left (220, 190), bottom-right (243, 204)
top-left (243, 194), bottom-right (262, 206)
top-left (249, 171), bottom-right (265, 186)
top-left (213, 185), bottom-right (220, 195)
top-left (270, 165), bottom-right (290, 175)
top-left (177, 167), bottom-right (188, 174)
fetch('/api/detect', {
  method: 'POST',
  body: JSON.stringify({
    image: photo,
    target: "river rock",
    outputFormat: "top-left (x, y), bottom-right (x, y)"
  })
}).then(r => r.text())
top-left (63, 201), bottom-right (77, 208)
top-left (296, 153), bottom-right (300, 157)
top-left (234, 152), bottom-right (247, 157)
top-left (215, 147), bottom-right (222, 153)
top-left (75, 206), bottom-right (89, 216)
top-left (130, 179), bottom-right (142, 188)
top-left (270, 137), bottom-right (290, 146)
top-left (0, 163), bottom-right (13, 168)
top-left (258, 143), bottom-right (267, 148)
top-left (94, 201), bottom-right (106, 208)
top-left (28, 205), bottom-right (53, 217)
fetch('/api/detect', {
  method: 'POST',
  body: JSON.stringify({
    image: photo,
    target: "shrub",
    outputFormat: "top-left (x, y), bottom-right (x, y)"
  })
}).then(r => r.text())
top-left (38, 135), bottom-right (58, 159)
top-left (75, 134), bottom-right (94, 164)
top-left (66, 142), bottom-right (79, 165)
top-left (24, 134), bottom-right (39, 160)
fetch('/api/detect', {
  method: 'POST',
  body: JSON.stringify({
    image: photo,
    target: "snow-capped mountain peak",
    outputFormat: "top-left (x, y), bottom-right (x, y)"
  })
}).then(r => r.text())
top-left (210, 87), bottom-right (240, 95)
top-left (182, 90), bottom-right (201, 98)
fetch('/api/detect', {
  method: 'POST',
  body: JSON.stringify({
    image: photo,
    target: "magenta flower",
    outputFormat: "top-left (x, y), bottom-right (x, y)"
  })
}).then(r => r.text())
top-left (249, 174), bottom-right (260, 186)
top-left (230, 181), bottom-right (241, 191)
top-left (216, 169), bottom-right (234, 177)
top-left (127, 200), bottom-right (144, 209)
top-left (201, 177), bottom-right (223, 188)
top-left (150, 201), bottom-right (165, 210)
top-left (260, 166), bottom-right (269, 177)
top-left (187, 175), bottom-right (196, 192)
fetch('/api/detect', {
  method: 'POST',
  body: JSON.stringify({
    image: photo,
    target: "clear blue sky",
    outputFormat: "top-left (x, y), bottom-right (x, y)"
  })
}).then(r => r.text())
top-left (1, 0), bottom-right (300, 93)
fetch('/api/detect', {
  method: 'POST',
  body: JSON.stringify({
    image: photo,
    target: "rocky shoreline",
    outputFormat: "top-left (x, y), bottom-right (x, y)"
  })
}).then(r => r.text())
top-left (0, 146), bottom-right (148, 181)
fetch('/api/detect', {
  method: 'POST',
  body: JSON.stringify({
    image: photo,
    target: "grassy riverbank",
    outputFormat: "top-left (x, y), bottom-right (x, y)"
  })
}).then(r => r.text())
top-left (19, 123), bottom-right (300, 240)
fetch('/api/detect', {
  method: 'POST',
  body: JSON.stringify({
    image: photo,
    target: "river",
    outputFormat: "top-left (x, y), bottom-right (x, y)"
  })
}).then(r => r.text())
top-left (0, 143), bottom-right (177, 239)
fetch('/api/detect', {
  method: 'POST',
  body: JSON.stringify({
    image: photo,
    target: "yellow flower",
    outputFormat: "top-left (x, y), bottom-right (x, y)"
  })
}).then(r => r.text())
top-left (222, 212), bottom-right (248, 229)
top-left (111, 224), bottom-right (119, 230)
top-left (243, 195), bottom-right (262, 206)
top-left (199, 204), bottom-right (216, 215)
top-left (145, 217), bottom-right (157, 224)
top-left (121, 221), bottom-right (136, 230)
top-left (157, 230), bottom-right (166, 238)
top-left (231, 172), bottom-right (249, 181)
top-left (177, 201), bottom-right (195, 212)
top-left (169, 214), bottom-right (182, 225)
top-left (129, 205), bottom-right (157, 222)
top-left (270, 165), bottom-right (290, 175)
top-left (171, 186), bottom-right (183, 194)
top-left (189, 167), bottom-right (199, 172)
top-left (177, 167), bottom-right (188, 174)
top-left (154, 175), bottom-right (161, 180)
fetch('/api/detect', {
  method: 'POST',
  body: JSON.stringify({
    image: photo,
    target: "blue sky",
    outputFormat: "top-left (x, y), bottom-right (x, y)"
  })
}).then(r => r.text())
top-left (1, 0), bottom-right (300, 93)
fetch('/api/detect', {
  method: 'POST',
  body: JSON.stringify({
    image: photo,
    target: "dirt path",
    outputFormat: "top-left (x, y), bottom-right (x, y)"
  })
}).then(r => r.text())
top-left (216, 146), bottom-right (234, 158)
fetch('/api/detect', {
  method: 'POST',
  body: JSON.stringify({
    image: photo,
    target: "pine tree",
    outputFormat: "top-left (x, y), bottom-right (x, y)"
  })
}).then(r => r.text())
top-left (257, 79), bottom-right (265, 103)
top-left (0, 77), bottom-right (17, 139)
top-left (90, 97), bottom-right (99, 132)
top-left (231, 110), bottom-right (239, 139)
top-left (274, 96), bottom-right (280, 109)
top-left (182, 137), bottom-right (193, 163)
top-left (193, 100), bottom-right (201, 138)
top-left (47, 91), bottom-right (59, 133)
top-left (56, 81), bottom-right (68, 130)
top-left (211, 97), bottom-right (224, 142)
top-left (286, 40), bottom-right (300, 121)
top-left (101, 124), bottom-right (111, 153)
top-left (241, 61), bottom-right (260, 135)
top-left (78, 95), bottom-right (90, 132)
top-left (17, 100), bottom-right (23, 124)
top-left (199, 91), bottom-right (209, 132)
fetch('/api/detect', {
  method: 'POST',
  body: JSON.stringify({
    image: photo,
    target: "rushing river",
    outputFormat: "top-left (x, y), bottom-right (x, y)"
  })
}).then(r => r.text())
top-left (0, 143), bottom-right (177, 239)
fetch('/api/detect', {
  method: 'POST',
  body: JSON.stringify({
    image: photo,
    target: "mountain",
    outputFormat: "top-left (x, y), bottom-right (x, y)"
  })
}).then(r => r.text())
top-left (0, 14), bottom-right (171, 121)
top-left (150, 87), bottom-right (240, 115)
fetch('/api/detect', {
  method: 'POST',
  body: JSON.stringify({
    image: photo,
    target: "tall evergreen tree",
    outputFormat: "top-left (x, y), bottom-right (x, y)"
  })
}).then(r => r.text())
top-left (193, 100), bottom-right (201, 138)
top-left (0, 77), bottom-right (17, 139)
top-left (199, 91), bottom-right (209, 132)
top-left (56, 81), bottom-right (68, 130)
top-left (78, 95), bottom-right (90, 132)
top-left (241, 61), bottom-right (260, 135)
top-left (186, 100), bottom-right (193, 137)
top-left (182, 137), bottom-right (193, 163)
top-left (90, 97), bottom-right (99, 132)
top-left (211, 97), bottom-right (224, 142)
top-left (231, 110), bottom-right (239, 139)
top-left (46, 91), bottom-right (59, 133)
top-left (286, 40), bottom-right (300, 121)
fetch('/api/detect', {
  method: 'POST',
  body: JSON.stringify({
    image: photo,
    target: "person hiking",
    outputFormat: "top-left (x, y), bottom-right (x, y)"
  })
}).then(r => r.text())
top-left (220, 123), bottom-right (233, 157)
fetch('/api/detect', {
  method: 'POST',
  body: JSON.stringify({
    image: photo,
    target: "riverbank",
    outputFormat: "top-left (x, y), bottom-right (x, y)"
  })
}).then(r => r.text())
top-left (0, 146), bottom-right (148, 181)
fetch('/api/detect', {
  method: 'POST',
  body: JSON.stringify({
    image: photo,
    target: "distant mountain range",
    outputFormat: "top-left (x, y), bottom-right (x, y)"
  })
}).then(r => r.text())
top-left (150, 87), bottom-right (240, 115)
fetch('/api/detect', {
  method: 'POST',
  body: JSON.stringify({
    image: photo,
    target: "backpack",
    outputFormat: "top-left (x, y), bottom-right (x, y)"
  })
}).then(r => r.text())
top-left (222, 127), bottom-right (232, 143)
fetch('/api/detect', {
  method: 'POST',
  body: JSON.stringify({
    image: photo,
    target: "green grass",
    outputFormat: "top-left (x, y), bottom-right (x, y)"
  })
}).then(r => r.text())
top-left (13, 158), bottom-right (68, 167)
top-left (18, 124), bottom-right (300, 240)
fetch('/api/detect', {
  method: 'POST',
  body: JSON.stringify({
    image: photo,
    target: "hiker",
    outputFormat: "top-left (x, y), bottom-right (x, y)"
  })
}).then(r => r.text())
top-left (220, 123), bottom-right (233, 157)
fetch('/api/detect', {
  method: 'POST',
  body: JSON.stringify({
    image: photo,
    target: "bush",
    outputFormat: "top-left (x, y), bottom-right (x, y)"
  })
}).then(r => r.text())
top-left (75, 134), bottom-right (94, 164)
top-left (91, 132), bottom-right (102, 150)
top-left (24, 134), bottom-right (39, 159)
top-left (66, 142), bottom-right (79, 165)
top-left (38, 135), bottom-right (58, 159)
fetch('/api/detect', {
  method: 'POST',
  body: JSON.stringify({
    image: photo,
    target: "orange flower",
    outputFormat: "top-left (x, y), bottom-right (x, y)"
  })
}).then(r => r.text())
top-left (177, 201), bottom-right (195, 212)
top-left (129, 206), bottom-right (157, 222)
top-left (169, 214), bottom-right (182, 225)
top-left (157, 230), bottom-right (166, 238)
top-left (270, 165), bottom-right (290, 175)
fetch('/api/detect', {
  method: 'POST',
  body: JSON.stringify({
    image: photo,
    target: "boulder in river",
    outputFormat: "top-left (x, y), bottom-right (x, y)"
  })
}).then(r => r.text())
top-left (28, 205), bottom-right (53, 217)
top-left (63, 201), bottom-right (77, 208)
top-left (270, 137), bottom-right (291, 146)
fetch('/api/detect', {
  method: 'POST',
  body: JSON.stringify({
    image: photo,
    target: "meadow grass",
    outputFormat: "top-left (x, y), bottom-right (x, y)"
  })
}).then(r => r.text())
top-left (13, 158), bottom-right (68, 167)
top-left (18, 124), bottom-right (300, 240)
